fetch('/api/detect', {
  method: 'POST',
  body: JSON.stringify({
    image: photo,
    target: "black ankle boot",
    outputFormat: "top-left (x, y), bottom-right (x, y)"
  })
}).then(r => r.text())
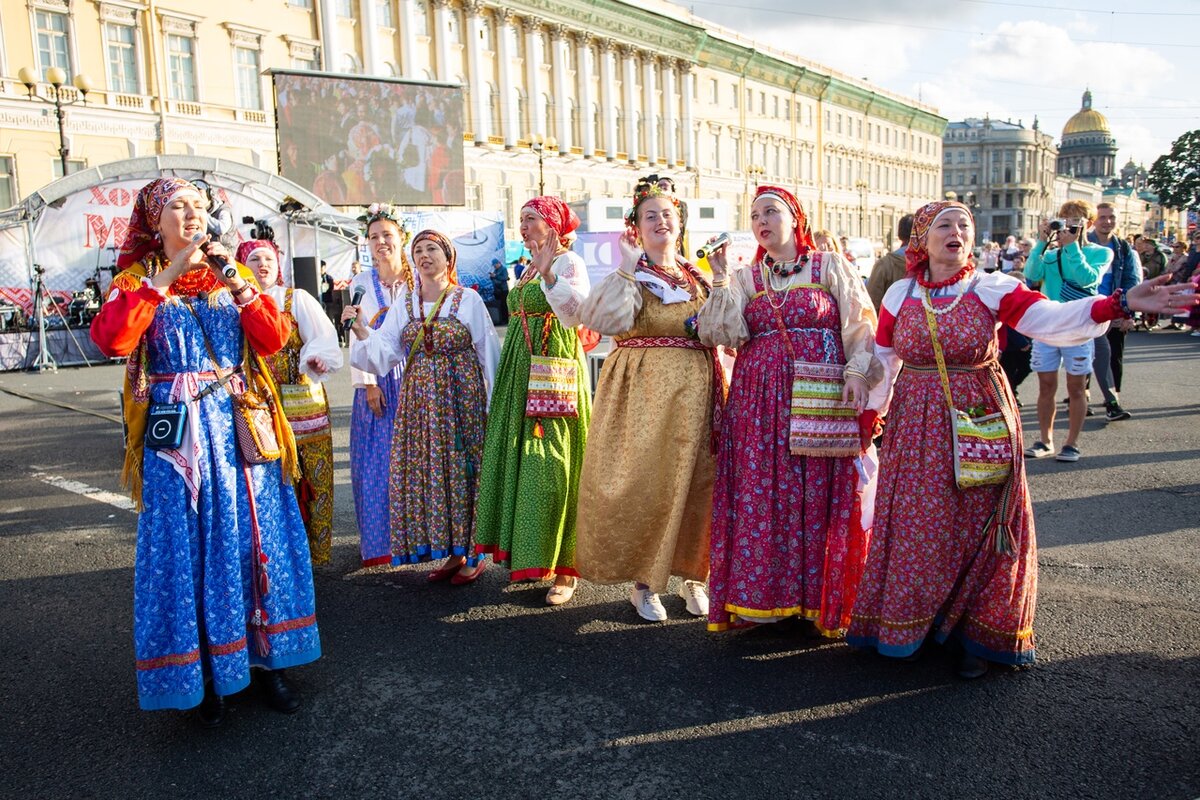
top-left (258, 669), bottom-right (302, 714)
top-left (196, 685), bottom-right (225, 728)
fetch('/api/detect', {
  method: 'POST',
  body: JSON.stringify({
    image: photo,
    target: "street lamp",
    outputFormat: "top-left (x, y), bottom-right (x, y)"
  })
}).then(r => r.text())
top-left (18, 66), bottom-right (93, 178)
top-left (744, 164), bottom-right (765, 226)
top-left (529, 133), bottom-right (557, 196)
top-left (855, 180), bottom-right (869, 237)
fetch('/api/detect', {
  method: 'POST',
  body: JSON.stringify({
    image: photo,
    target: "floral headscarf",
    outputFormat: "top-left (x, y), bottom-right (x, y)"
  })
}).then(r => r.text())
top-left (236, 239), bottom-right (283, 286)
top-left (522, 196), bottom-right (581, 249)
top-left (117, 177), bottom-right (204, 268)
top-left (410, 230), bottom-right (458, 286)
top-left (906, 200), bottom-right (974, 276)
top-left (751, 185), bottom-right (815, 265)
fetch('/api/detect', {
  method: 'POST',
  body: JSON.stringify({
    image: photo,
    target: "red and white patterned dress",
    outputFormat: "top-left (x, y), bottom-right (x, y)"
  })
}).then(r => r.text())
top-left (700, 253), bottom-right (879, 633)
top-left (847, 270), bottom-right (1114, 664)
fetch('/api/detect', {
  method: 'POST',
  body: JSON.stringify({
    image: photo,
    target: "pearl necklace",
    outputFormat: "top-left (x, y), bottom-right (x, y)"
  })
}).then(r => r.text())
top-left (920, 271), bottom-right (969, 317)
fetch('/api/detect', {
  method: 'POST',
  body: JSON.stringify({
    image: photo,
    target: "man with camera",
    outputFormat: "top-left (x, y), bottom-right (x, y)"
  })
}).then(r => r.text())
top-left (1089, 203), bottom-right (1142, 419)
top-left (1022, 200), bottom-right (1111, 462)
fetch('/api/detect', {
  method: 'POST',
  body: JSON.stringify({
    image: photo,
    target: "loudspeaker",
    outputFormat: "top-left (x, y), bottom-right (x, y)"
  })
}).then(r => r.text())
top-left (292, 256), bottom-right (319, 298)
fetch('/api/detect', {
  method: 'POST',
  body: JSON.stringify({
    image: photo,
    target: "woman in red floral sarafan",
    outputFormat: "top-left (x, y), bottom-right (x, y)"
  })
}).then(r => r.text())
top-left (699, 185), bottom-right (882, 636)
top-left (846, 200), bottom-right (1198, 679)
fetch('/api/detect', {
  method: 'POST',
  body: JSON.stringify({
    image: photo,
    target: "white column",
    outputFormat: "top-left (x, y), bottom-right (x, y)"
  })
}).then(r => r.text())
top-left (431, 0), bottom-right (451, 81)
top-left (681, 62), bottom-right (695, 169)
top-left (642, 56), bottom-right (658, 163)
top-left (551, 25), bottom-right (571, 153)
top-left (496, 9), bottom-right (517, 147)
top-left (621, 46), bottom-right (637, 162)
top-left (600, 41), bottom-right (617, 160)
top-left (319, 0), bottom-right (338, 70)
top-left (577, 33), bottom-right (595, 158)
top-left (662, 59), bottom-right (677, 165)
top-left (524, 19), bottom-right (545, 139)
top-left (398, 0), bottom-right (417, 76)
top-left (464, 2), bottom-right (487, 142)
top-left (358, 0), bottom-right (380, 75)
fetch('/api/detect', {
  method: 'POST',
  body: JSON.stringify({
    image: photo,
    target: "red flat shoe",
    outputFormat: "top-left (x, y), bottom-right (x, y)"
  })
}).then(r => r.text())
top-left (450, 558), bottom-right (488, 586)
top-left (427, 559), bottom-right (465, 583)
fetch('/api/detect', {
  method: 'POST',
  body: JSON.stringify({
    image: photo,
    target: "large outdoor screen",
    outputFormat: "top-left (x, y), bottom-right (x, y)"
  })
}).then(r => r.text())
top-left (273, 71), bottom-right (465, 207)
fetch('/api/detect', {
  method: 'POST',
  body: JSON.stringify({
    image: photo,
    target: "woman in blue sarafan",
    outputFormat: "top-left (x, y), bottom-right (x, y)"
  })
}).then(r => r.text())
top-left (91, 177), bottom-right (322, 726)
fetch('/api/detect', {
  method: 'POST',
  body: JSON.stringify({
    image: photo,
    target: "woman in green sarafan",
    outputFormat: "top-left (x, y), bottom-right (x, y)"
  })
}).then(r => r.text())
top-left (475, 196), bottom-right (592, 605)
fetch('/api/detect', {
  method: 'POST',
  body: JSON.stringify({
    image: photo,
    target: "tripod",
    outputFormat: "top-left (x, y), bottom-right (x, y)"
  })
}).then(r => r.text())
top-left (29, 265), bottom-right (92, 372)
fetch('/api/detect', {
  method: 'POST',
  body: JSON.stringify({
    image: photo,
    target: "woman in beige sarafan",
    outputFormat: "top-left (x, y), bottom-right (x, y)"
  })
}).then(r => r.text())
top-left (575, 184), bottom-right (726, 622)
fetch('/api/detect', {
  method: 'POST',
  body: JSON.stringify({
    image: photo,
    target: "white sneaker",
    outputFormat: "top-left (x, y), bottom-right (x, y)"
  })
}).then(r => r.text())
top-left (631, 587), bottom-right (668, 622)
top-left (677, 580), bottom-right (710, 617)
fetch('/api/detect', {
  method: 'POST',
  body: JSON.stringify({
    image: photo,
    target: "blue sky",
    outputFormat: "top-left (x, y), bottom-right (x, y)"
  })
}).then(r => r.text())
top-left (685, 0), bottom-right (1198, 167)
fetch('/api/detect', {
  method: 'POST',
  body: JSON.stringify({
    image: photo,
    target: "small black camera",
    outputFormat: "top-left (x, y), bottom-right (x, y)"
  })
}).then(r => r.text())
top-left (33, 264), bottom-right (46, 275)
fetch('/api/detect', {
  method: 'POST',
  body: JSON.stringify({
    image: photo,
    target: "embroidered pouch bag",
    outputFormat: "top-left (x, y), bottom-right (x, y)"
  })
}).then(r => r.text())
top-left (922, 297), bottom-right (1012, 488)
top-left (789, 360), bottom-right (860, 456)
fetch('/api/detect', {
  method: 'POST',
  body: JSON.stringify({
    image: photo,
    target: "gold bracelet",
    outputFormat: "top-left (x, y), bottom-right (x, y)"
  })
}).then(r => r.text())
top-left (711, 277), bottom-right (730, 288)
top-left (616, 270), bottom-right (637, 282)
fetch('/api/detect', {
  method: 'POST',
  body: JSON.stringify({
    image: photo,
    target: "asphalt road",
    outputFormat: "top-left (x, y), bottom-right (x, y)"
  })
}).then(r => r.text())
top-left (1, 330), bottom-right (1197, 800)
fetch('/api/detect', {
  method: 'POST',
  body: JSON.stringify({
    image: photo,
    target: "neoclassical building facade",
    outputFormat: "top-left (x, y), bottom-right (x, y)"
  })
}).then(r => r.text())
top-left (0, 0), bottom-right (945, 240)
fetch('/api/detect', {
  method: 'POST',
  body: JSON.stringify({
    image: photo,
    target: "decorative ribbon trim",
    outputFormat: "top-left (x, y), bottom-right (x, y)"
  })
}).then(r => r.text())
top-left (616, 335), bottom-right (727, 454)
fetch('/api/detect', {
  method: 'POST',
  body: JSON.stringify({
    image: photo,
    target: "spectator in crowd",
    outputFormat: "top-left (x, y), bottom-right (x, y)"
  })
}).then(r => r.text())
top-left (814, 230), bottom-right (843, 255)
top-left (489, 258), bottom-right (510, 325)
top-left (1023, 201), bottom-right (1110, 462)
top-left (1088, 202), bottom-right (1141, 421)
top-left (867, 214), bottom-right (914, 311)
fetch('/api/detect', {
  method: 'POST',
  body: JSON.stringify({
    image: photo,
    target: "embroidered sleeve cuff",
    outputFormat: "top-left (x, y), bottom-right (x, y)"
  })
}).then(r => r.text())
top-left (233, 286), bottom-right (261, 307)
top-left (138, 277), bottom-right (169, 301)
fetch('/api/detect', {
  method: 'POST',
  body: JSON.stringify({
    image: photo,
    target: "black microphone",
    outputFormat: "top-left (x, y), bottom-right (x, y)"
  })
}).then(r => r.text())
top-left (192, 232), bottom-right (238, 280)
top-left (343, 286), bottom-right (366, 333)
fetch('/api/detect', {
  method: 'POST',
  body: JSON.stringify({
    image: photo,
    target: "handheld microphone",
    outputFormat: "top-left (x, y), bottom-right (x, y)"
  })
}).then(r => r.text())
top-left (192, 232), bottom-right (238, 280)
top-left (343, 286), bottom-right (367, 333)
top-left (696, 232), bottom-right (731, 261)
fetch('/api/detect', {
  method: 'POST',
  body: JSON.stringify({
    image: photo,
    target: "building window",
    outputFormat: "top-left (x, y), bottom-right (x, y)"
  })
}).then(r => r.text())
top-left (166, 34), bottom-right (197, 101)
top-left (479, 15), bottom-right (493, 50)
top-left (378, 0), bottom-right (394, 26)
top-left (341, 53), bottom-right (360, 74)
top-left (35, 10), bottom-right (72, 80)
top-left (336, 0), bottom-right (354, 17)
top-left (782, 99), bottom-right (789, 119)
top-left (759, 92), bottom-right (765, 115)
top-left (288, 0), bottom-right (313, 7)
top-left (836, 114), bottom-right (843, 134)
top-left (413, 0), bottom-right (428, 35)
top-left (446, 10), bottom-right (461, 44)
top-left (731, 84), bottom-right (738, 110)
top-left (293, 56), bottom-right (316, 70)
top-left (0, 156), bottom-right (15, 208)
top-left (106, 22), bottom-right (140, 94)
top-left (52, 157), bottom-right (87, 179)
top-left (824, 110), bottom-right (831, 131)
top-left (709, 78), bottom-right (718, 104)
top-left (235, 47), bottom-right (262, 109)
top-left (465, 183), bottom-right (480, 209)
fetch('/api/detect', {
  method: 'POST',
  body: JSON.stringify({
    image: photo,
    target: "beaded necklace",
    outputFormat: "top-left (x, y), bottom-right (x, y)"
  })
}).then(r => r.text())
top-left (918, 263), bottom-right (973, 289)
top-left (919, 271), bottom-right (970, 317)
top-left (763, 247), bottom-right (811, 277)
top-left (639, 258), bottom-right (696, 294)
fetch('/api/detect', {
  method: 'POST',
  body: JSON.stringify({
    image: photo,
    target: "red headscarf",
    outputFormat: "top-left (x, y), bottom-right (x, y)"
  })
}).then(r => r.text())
top-left (905, 200), bottom-right (974, 276)
top-left (236, 239), bottom-right (283, 286)
top-left (751, 185), bottom-right (816, 265)
top-left (117, 177), bottom-right (203, 269)
top-left (411, 230), bottom-right (458, 286)
top-left (522, 196), bottom-right (580, 249)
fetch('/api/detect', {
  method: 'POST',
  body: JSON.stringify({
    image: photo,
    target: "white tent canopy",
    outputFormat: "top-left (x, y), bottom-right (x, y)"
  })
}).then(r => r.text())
top-left (0, 155), bottom-right (362, 300)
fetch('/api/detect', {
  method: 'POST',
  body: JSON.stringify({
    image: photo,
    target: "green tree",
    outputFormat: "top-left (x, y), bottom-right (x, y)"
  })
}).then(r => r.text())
top-left (1148, 129), bottom-right (1200, 211)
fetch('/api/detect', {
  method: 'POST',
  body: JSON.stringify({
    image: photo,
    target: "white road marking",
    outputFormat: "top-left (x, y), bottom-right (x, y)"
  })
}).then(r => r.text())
top-left (32, 472), bottom-right (136, 513)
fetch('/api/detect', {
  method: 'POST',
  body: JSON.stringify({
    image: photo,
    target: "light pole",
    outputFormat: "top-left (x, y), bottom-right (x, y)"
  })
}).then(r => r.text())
top-left (530, 134), bottom-right (557, 196)
top-left (855, 180), bottom-right (869, 237)
top-left (18, 66), bottom-right (93, 177)
top-left (744, 164), bottom-right (764, 227)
